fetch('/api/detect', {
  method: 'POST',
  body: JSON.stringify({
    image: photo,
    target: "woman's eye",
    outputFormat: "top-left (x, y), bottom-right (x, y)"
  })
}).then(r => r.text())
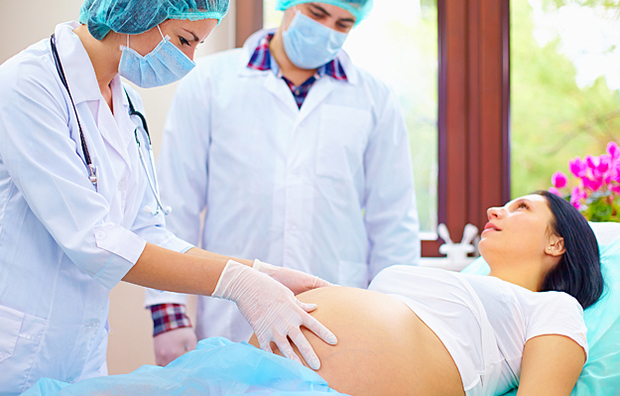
top-left (518, 203), bottom-right (528, 209)
top-left (179, 36), bottom-right (190, 46)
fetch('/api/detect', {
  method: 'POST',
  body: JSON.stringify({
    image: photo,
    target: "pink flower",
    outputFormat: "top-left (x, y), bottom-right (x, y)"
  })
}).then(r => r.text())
top-left (572, 185), bottom-right (586, 200)
top-left (570, 186), bottom-right (585, 210)
top-left (551, 171), bottom-right (568, 189)
top-left (549, 142), bottom-right (619, 221)
top-left (582, 176), bottom-right (602, 192)
top-left (607, 141), bottom-right (620, 160)
top-left (598, 154), bottom-right (611, 174)
top-left (585, 155), bottom-right (599, 170)
top-left (569, 157), bottom-right (586, 178)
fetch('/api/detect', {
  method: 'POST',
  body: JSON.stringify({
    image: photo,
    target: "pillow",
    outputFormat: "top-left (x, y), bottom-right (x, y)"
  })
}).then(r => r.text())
top-left (588, 221), bottom-right (620, 246)
top-left (461, 239), bottom-right (620, 396)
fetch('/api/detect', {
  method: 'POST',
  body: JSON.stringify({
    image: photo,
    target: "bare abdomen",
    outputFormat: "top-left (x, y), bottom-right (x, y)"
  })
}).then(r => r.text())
top-left (249, 286), bottom-right (464, 396)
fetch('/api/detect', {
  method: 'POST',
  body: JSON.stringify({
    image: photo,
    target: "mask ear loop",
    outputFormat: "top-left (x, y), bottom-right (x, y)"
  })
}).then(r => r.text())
top-left (118, 34), bottom-right (129, 52)
top-left (157, 25), bottom-right (166, 40)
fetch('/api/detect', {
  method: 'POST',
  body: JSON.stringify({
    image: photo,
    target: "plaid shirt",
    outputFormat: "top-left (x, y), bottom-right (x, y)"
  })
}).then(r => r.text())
top-left (150, 303), bottom-right (192, 336)
top-left (150, 33), bottom-right (349, 336)
top-left (247, 33), bottom-right (348, 109)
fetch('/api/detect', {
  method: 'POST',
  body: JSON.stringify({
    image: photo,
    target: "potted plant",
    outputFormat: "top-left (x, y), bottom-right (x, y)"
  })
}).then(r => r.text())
top-left (550, 141), bottom-right (620, 223)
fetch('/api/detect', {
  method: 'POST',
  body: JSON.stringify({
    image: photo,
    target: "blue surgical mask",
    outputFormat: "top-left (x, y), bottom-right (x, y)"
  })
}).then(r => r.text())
top-left (282, 10), bottom-right (348, 70)
top-left (118, 26), bottom-right (196, 88)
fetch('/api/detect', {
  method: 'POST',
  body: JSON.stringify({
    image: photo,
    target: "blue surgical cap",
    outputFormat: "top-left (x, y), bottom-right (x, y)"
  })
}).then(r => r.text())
top-left (79, 0), bottom-right (230, 41)
top-left (275, 0), bottom-right (373, 24)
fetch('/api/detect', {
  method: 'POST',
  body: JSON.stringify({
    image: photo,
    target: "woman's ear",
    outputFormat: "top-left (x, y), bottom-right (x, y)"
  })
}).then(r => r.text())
top-left (545, 237), bottom-right (565, 257)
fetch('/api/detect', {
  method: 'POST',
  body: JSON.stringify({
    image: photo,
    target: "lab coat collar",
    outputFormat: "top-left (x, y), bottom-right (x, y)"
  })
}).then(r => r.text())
top-left (54, 22), bottom-right (134, 165)
top-left (110, 76), bottom-right (135, 149)
top-left (296, 76), bottom-right (337, 125)
top-left (237, 28), bottom-right (359, 85)
top-left (53, 22), bottom-right (103, 104)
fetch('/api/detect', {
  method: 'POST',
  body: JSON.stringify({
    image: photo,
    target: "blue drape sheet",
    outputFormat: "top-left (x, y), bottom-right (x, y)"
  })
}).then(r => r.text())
top-left (22, 338), bottom-right (348, 396)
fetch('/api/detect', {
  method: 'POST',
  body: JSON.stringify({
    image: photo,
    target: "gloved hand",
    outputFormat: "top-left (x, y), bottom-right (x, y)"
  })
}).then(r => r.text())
top-left (212, 260), bottom-right (338, 370)
top-left (252, 259), bottom-right (335, 295)
top-left (153, 327), bottom-right (198, 366)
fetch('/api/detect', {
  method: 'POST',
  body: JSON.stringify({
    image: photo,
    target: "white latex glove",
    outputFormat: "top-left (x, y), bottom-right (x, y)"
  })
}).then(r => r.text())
top-left (252, 259), bottom-right (335, 294)
top-left (153, 326), bottom-right (198, 366)
top-left (212, 260), bottom-right (338, 370)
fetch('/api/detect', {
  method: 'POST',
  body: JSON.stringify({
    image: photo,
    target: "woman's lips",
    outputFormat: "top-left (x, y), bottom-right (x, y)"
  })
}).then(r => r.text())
top-left (481, 222), bottom-right (501, 234)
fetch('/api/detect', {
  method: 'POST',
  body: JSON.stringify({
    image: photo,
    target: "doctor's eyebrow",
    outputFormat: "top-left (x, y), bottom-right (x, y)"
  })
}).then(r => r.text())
top-left (309, 3), bottom-right (356, 23)
top-left (182, 28), bottom-right (201, 43)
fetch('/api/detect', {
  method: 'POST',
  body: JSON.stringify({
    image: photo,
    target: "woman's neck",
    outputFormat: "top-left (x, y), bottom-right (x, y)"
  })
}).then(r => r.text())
top-left (269, 27), bottom-right (317, 87)
top-left (487, 256), bottom-right (546, 292)
top-left (72, 25), bottom-right (122, 110)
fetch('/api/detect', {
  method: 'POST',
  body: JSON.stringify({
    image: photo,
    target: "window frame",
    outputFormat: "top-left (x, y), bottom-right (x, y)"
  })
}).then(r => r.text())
top-left (235, 0), bottom-right (511, 256)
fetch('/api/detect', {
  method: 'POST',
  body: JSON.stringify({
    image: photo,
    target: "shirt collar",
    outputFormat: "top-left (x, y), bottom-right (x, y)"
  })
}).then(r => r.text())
top-left (246, 32), bottom-right (348, 83)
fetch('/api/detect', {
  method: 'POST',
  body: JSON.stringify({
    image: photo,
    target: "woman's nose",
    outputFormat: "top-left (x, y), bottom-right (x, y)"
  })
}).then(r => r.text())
top-left (487, 207), bottom-right (502, 219)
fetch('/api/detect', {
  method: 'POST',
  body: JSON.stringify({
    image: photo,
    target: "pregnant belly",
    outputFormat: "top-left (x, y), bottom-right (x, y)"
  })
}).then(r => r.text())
top-left (248, 286), bottom-right (464, 396)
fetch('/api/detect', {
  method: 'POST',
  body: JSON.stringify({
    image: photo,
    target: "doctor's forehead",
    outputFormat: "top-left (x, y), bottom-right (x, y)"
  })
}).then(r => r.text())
top-left (305, 2), bottom-right (356, 20)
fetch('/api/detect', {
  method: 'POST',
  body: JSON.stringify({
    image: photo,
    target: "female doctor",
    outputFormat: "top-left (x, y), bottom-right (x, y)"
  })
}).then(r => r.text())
top-left (0, 0), bottom-right (337, 393)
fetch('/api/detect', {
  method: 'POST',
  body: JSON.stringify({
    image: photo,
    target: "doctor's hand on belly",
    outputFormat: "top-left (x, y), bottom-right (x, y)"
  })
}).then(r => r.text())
top-left (252, 259), bottom-right (336, 293)
top-left (213, 260), bottom-right (338, 370)
top-left (248, 287), bottom-right (466, 396)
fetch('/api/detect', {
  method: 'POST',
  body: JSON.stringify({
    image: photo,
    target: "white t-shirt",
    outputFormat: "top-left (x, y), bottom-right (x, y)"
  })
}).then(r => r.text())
top-left (368, 266), bottom-right (588, 396)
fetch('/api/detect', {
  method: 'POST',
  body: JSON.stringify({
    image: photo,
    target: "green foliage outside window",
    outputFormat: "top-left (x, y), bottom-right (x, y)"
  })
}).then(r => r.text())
top-left (511, 0), bottom-right (620, 199)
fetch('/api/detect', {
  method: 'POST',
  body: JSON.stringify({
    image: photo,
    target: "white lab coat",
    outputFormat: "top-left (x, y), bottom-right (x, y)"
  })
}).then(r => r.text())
top-left (0, 22), bottom-right (191, 394)
top-left (145, 29), bottom-right (420, 342)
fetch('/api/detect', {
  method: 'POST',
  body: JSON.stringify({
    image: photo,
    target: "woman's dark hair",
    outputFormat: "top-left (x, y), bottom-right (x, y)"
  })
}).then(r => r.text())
top-left (536, 190), bottom-right (604, 309)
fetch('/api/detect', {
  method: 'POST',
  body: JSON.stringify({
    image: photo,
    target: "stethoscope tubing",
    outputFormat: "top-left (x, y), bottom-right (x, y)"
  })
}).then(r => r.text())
top-left (49, 33), bottom-right (169, 216)
top-left (50, 34), bottom-right (99, 189)
top-left (134, 127), bottom-right (170, 216)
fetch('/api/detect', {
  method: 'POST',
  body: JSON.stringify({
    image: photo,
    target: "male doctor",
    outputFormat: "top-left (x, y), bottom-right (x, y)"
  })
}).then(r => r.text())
top-left (146, 0), bottom-right (421, 365)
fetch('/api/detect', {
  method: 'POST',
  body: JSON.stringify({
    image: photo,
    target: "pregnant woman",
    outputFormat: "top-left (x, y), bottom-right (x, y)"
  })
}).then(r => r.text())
top-left (249, 190), bottom-right (603, 396)
top-left (23, 191), bottom-right (602, 396)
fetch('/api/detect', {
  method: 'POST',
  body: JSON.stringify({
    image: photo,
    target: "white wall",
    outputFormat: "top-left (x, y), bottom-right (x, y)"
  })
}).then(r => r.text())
top-left (0, 0), bottom-right (236, 375)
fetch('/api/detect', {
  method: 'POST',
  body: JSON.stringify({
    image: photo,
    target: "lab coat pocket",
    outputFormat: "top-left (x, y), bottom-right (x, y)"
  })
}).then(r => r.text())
top-left (338, 260), bottom-right (369, 288)
top-left (316, 106), bottom-right (372, 180)
top-left (0, 305), bottom-right (24, 362)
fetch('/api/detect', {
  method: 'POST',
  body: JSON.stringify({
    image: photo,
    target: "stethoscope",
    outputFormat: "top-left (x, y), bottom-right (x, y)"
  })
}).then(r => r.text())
top-left (50, 34), bottom-right (170, 216)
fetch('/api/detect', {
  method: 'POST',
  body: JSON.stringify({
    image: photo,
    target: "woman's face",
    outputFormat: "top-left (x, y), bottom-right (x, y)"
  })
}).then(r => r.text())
top-left (478, 194), bottom-right (558, 262)
top-left (127, 18), bottom-right (218, 61)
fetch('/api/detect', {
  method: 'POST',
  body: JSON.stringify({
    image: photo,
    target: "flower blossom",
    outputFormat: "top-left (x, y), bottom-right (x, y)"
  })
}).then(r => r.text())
top-left (598, 154), bottom-right (610, 175)
top-left (607, 141), bottom-right (620, 160)
top-left (570, 185), bottom-right (585, 210)
top-left (582, 176), bottom-right (602, 192)
top-left (551, 171), bottom-right (568, 189)
top-left (569, 157), bottom-right (586, 178)
top-left (549, 141), bottom-right (619, 222)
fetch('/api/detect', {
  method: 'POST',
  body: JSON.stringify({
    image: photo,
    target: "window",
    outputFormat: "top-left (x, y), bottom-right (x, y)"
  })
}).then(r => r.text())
top-left (511, 0), bottom-right (620, 197)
